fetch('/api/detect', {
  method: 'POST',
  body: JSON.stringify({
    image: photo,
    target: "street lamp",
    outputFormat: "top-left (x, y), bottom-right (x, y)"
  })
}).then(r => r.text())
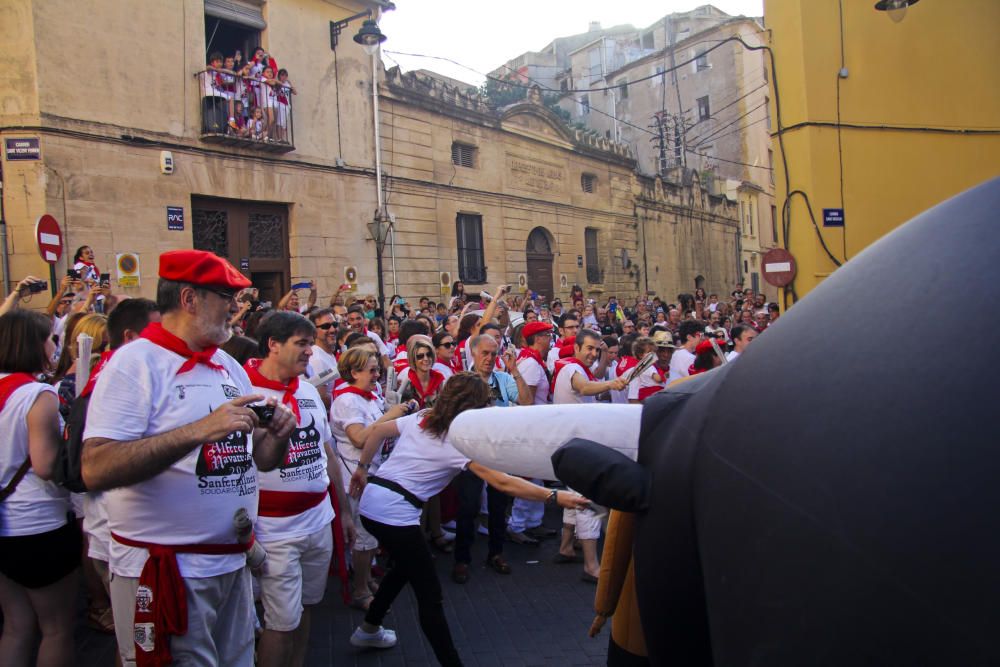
top-left (329, 10), bottom-right (387, 51)
top-left (874, 0), bottom-right (920, 23)
top-left (367, 214), bottom-right (391, 314)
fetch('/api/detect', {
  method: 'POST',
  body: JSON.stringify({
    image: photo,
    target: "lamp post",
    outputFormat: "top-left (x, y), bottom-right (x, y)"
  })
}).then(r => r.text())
top-left (366, 214), bottom-right (390, 315)
top-left (874, 0), bottom-right (920, 22)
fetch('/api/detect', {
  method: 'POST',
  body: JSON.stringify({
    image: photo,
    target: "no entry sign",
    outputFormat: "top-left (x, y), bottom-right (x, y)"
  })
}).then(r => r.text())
top-left (762, 247), bottom-right (797, 288)
top-left (35, 214), bottom-right (64, 264)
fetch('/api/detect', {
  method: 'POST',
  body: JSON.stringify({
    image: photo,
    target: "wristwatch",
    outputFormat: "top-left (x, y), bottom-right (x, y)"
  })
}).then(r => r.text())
top-left (357, 462), bottom-right (370, 471)
top-left (545, 489), bottom-right (558, 506)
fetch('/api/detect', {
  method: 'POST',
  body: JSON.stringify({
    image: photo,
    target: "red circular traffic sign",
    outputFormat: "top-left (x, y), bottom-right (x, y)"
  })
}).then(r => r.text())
top-left (762, 247), bottom-right (797, 288)
top-left (35, 214), bottom-right (64, 264)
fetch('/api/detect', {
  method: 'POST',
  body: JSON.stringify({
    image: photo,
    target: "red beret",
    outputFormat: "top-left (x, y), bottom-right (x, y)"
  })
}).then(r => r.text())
top-left (695, 339), bottom-right (717, 356)
top-left (559, 341), bottom-right (575, 358)
top-left (158, 250), bottom-right (251, 289)
top-left (522, 321), bottom-right (553, 339)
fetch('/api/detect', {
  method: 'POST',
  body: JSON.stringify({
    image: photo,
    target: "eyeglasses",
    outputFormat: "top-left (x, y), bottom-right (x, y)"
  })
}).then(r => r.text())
top-left (438, 341), bottom-right (455, 348)
top-left (200, 287), bottom-right (238, 302)
top-left (316, 322), bottom-right (335, 330)
top-left (414, 352), bottom-right (433, 361)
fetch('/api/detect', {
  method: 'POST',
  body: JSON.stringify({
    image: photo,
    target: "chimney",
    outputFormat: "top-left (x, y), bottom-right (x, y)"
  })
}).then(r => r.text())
top-left (588, 21), bottom-right (602, 32)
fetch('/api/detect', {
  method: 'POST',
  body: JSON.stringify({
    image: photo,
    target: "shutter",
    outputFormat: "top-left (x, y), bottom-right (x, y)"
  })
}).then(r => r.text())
top-left (205, 0), bottom-right (266, 30)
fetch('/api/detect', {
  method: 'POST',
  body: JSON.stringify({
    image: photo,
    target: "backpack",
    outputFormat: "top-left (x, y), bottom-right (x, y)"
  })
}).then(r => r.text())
top-left (54, 391), bottom-right (90, 493)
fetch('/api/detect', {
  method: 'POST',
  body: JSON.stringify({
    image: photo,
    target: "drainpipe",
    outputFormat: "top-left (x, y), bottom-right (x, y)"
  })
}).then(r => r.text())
top-left (0, 162), bottom-right (10, 295)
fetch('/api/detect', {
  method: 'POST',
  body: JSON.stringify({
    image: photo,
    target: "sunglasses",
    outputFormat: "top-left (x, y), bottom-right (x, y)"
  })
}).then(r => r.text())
top-left (414, 352), bottom-right (433, 361)
top-left (201, 287), bottom-right (237, 302)
top-left (438, 341), bottom-right (455, 348)
top-left (316, 322), bottom-right (335, 330)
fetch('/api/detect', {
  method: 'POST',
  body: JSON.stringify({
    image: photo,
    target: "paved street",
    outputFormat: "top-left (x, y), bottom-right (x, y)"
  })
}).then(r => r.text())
top-left (77, 508), bottom-right (609, 666)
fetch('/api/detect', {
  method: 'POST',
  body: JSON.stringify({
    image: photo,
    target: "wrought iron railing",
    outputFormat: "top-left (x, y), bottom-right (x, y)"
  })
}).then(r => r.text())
top-left (196, 69), bottom-right (295, 152)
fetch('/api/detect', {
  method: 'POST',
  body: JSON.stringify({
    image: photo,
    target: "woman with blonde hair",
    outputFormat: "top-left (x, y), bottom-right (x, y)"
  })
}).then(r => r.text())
top-left (330, 347), bottom-right (414, 610)
top-left (52, 313), bottom-right (108, 419)
top-left (399, 335), bottom-right (447, 410)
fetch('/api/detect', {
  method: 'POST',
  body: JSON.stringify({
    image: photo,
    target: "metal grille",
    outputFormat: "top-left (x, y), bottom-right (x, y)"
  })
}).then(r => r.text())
top-left (456, 214), bottom-right (486, 283)
top-left (192, 209), bottom-right (229, 257)
top-left (248, 213), bottom-right (283, 258)
top-left (585, 228), bottom-right (602, 284)
top-left (581, 173), bottom-right (596, 194)
top-left (451, 143), bottom-right (475, 168)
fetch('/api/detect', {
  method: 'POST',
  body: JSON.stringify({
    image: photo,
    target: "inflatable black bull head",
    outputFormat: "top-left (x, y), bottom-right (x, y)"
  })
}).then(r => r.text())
top-left (451, 178), bottom-right (1000, 665)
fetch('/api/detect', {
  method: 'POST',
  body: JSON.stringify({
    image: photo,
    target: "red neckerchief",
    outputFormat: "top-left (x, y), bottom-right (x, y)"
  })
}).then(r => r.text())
top-left (77, 259), bottom-right (100, 276)
top-left (408, 369), bottom-right (444, 408)
top-left (653, 365), bottom-right (668, 383)
top-left (689, 364), bottom-right (706, 376)
top-left (336, 385), bottom-right (376, 401)
top-left (552, 357), bottom-right (595, 388)
top-left (140, 323), bottom-right (224, 376)
top-left (243, 358), bottom-right (300, 422)
top-left (449, 355), bottom-right (463, 373)
top-left (386, 333), bottom-right (398, 344)
top-left (0, 373), bottom-right (37, 413)
top-left (80, 350), bottom-right (115, 398)
top-left (517, 347), bottom-right (550, 380)
top-left (616, 355), bottom-right (638, 378)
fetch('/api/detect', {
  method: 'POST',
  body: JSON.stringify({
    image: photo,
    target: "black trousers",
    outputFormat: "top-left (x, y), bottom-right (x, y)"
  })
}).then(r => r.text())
top-left (453, 468), bottom-right (508, 564)
top-left (360, 516), bottom-right (463, 667)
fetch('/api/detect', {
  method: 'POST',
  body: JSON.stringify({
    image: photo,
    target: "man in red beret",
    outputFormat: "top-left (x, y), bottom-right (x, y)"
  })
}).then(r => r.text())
top-left (82, 249), bottom-right (298, 666)
top-left (506, 320), bottom-right (557, 545)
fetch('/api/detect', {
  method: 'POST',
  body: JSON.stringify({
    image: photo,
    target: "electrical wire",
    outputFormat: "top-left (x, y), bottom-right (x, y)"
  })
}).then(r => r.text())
top-left (836, 0), bottom-right (848, 261)
top-left (688, 100), bottom-right (768, 147)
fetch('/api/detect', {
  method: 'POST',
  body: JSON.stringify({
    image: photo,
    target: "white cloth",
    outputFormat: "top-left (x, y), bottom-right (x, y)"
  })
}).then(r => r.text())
top-left (308, 345), bottom-right (339, 392)
top-left (606, 366), bottom-right (629, 404)
top-left (668, 348), bottom-right (696, 385)
top-left (726, 350), bottom-right (741, 362)
top-left (432, 361), bottom-right (454, 379)
top-left (257, 525), bottom-right (333, 631)
top-left (251, 380), bottom-right (334, 543)
top-left (83, 339), bottom-right (256, 578)
top-left (627, 365), bottom-right (668, 402)
top-left (563, 506), bottom-right (602, 539)
top-left (552, 364), bottom-right (594, 405)
top-left (545, 347), bottom-right (560, 374)
top-left (330, 392), bottom-right (383, 469)
top-left (359, 412), bottom-right (470, 527)
top-left (516, 355), bottom-right (550, 405)
top-left (0, 378), bottom-right (70, 536)
top-left (83, 492), bottom-right (110, 561)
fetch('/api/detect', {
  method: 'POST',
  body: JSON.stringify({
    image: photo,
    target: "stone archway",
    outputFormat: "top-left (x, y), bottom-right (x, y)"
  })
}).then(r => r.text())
top-left (525, 227), bottom-right (554, 302)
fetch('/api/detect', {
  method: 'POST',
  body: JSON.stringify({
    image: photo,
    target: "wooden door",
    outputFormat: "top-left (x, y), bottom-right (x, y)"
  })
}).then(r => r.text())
top-left (525, 227), bottom-right (554, 303)
top-left (191, 197), bottom-right (290, 304)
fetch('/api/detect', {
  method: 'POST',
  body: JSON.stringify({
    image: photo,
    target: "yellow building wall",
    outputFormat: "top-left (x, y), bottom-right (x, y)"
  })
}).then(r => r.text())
top-left (765, 0), bottom-right (1000, 301)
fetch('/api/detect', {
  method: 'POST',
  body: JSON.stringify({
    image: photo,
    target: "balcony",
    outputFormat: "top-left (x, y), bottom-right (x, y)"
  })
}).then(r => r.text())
top-left (196, 70), bottom-right (295, 153)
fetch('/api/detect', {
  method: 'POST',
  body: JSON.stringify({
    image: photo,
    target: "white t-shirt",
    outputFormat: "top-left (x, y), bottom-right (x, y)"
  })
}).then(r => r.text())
top-left (668, 348), bottom-right (696, 385)
top-left (84, 492), bottom-right (110, 561)
top-left (330, 391), bottom-right (384, 472)
top-left (432, 362), bottom-right (454, 379)
top-left (545, 347), bottom-right (560, 374)
top-left (0, 378), bottom-right (70, 536)
top-left (606, 366), bottom-right (629, 404)
top-left (628, 365), bottom-right (668, 402)
top-left (516, 354), bottom-right (550, 405)
top-left (308, 345), bottom-right (339, 392)
top-left (725, 350), bottom-right (741, 362)
top-left (359, 412), bottom-right (470, 527)
top-left (252, 380), bottom-right (334, 542)
top-left (552, 363), bottom-right (594, 405)
top-left (366, 329), bottom-right (389, 357)
top-left (84, 339), bottom-right (256, 578)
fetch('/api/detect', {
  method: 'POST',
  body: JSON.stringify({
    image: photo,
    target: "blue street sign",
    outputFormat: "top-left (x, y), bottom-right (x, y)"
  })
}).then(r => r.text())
top-left (823, 208), bottom-right (844, 227)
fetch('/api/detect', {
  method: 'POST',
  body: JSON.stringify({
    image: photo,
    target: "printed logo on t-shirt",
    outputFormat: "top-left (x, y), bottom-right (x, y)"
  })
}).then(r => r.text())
top-left (221, 384), bottom-right (241, 399)
top-left (134, 623), bottom-right (155, 653)
top-left (279, 414), bottom-right (323, 482)
top-left (297, 398), bottom-right (318, 410)
top-left (195, 427), bottom-right (255, 496)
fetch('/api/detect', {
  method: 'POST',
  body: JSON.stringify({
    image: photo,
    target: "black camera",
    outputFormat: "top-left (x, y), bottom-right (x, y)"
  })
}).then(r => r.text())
top-left (67, 269), bottom-right (81, 280)
top-left (21, 280), bottom-right (48, 295)
top-left (249, 404), bottom-right (275, 425)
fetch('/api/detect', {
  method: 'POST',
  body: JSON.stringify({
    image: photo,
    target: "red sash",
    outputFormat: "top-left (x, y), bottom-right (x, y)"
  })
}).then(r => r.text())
top-left (80, 350), bottom-right (115, 398)
top-left (243, 359), bottom-right (300, 422)
top-left (258, 490), bottom-right (328, 517)
top-left (616, 355), bottom-right (638, 378)
top-left (637, 367), bottom-right (668, 401)
top-left (111, 532), bottom-right (251, 667)
top-left (408, 369), bottom-right (444, 408)
top-left (552, 357), bottom-right (595, 389)
top-left (140, 324), bottom-right (224, 376)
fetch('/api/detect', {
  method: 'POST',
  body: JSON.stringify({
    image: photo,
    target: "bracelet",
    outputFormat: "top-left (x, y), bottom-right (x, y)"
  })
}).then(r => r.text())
top-left (357, 462), bottom-right (370, 470)
top-left (545, 489), bottom-right (558, 506)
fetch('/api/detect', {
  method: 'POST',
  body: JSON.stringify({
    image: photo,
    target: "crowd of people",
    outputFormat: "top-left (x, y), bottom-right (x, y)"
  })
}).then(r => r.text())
top-left (202, 46), bottom-right (296, 144)
top-left (0, 247), bottom-right (776, 666)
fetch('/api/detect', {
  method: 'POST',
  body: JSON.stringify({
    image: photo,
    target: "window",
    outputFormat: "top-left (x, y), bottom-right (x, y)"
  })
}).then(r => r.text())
top-left (768, 149), bottom-right (775, 185)
top-left (765, 96), bottom-right (771, 130)
top-left (451, 142), bottom-right (476, 168)
top-left (695, 51), bottom-right (709, 71)
top-left (581, 173), bottom-right (596, 194)
top-left (560, 79), bottom-right (569, 91)
top-left (579, 95), bottom-right (590, 116)
top-left (616, 79), bottom-right (628, 99)
top-left (585, 228), bottom-right (601, 284)
top-left (642, 31), bottom-right (655, 50)
top-left (456, 214), bottom-right (486, 283)
top-left (697, 96), bottom-right (711, 121)
top-left (771, 204), bottom-right (779, 242)
top-left (652, 65), bottom-right (665, 86)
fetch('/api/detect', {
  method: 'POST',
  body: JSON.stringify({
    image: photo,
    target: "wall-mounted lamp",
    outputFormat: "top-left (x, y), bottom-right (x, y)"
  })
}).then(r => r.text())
top-left (874, 0), bottom-right (920, 23)
top-left (330, 9), bottom-right (387, 50)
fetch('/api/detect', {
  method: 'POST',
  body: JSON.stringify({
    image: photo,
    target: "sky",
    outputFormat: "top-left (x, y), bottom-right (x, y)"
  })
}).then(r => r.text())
top-left (378, 1), bottom-right (765, 88)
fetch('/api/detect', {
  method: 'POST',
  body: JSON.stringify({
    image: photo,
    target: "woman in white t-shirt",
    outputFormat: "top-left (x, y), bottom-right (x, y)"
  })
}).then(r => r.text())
top-left (330, 347), bottom-right (412, 610)
top-left (345, 372), bottom-right (589, 661)
top-left (0, 309), bottom-right (79, 665)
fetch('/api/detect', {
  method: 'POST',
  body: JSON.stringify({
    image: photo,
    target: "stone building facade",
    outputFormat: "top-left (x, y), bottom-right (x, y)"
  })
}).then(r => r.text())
top-left (1, 0), bottom-right (739, 307)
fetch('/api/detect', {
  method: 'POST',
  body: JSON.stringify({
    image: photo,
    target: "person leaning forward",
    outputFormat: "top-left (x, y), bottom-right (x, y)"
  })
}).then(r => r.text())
top-left (81, 250), bottom-right (297, 667)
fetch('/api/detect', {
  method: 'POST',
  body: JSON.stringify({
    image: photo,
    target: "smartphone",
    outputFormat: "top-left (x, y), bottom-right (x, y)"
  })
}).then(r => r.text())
top-left (291, 281), bottom-right (311, 290)
top-left (100, 273), bottom-right (111, 286)
top-left (67, 268), bottom-right (81, 280)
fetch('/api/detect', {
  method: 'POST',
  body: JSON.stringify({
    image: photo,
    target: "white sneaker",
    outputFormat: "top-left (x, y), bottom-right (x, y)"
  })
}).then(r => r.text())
top-left (350, 626), bottom-right (398, 649)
